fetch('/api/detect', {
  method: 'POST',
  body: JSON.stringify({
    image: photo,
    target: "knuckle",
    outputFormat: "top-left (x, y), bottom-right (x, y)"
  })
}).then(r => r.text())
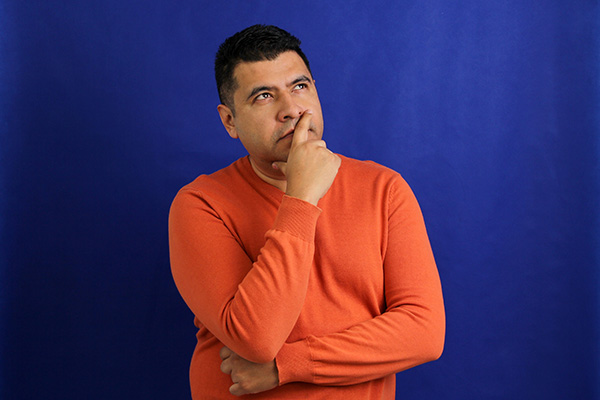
top-left (238, 380), bottom-right (252, 393)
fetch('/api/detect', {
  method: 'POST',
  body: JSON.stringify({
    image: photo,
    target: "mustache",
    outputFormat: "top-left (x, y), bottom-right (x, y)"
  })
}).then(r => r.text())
top-left (276, 120), bottom-right (317, 141)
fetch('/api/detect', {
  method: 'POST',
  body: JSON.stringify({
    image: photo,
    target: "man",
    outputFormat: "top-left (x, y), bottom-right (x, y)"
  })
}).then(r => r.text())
top-left (169, 24), bottom-right (445, 399)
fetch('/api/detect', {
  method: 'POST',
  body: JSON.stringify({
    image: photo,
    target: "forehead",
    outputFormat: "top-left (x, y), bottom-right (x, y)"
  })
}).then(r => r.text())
top-left (232, 51), bottom-right (311, 95)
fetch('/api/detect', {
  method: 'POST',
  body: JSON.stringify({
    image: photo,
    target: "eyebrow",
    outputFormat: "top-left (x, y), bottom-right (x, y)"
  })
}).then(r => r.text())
top-left (245, 75), bottom-right (312, 102)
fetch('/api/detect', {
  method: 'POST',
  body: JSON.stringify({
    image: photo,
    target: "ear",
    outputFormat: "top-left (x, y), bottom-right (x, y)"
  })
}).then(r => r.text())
top-left (217, 104), bottom-right (238, 139)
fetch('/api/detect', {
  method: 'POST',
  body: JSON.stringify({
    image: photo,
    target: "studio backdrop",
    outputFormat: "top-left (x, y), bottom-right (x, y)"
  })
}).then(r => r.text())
top-left (1, 1), bottom-right (598, 399)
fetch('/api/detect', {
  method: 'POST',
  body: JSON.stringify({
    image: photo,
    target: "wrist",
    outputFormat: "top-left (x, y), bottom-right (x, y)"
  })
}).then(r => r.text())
top-left (275, 340), bottom-right (314, 385)
top-left (285, 189), bottom-right (320, 206)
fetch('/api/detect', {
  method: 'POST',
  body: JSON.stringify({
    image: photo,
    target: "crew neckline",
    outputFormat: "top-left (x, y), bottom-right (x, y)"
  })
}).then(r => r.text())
top-left (238, 156), bottom-right (286, 201)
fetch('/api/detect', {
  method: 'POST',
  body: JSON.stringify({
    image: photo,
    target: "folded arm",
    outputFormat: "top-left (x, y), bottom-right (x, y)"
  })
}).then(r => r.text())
top-left (169, 192), bottom-right (320, 363)
top-left (275, 176), bottom-right (445, 385)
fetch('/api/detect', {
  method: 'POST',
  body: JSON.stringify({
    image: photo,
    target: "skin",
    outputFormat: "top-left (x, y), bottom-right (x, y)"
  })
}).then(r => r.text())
top-left (217, 51), bottom-right (340, 205)
top-left (219, 346), bottom-right (279, 396)
top-left (216, 51), bottom-right (341, 395)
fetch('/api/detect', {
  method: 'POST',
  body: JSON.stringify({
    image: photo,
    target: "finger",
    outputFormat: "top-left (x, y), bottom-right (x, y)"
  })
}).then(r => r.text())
top-left (291, 110), bottom-right (313, 147)
top-left (272, 161), bottom-right (287, 175)
top-left (220, 358), bottom-right (232, 374)
top-left (219, 346), bottom-right (232, 360)
top-left (229, 383), bottom-right (245, 396)
top-left (313, 139), bottom-right (327, 148)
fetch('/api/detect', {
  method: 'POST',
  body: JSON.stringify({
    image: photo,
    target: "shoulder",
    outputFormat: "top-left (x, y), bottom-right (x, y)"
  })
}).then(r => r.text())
top-left (334, 155), bottom-right (418, 205)
top-left (337, 155), bottom-right (406, 186)
top-left (177, 156), bottom-right (256, 197)
top-left (181, 158), bottom-right (245, 193)
top-left (171, 157), bottom-right (250, 211)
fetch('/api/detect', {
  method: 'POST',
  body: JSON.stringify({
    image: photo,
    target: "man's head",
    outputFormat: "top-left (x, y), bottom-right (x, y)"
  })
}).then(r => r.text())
top-left (214, 25), bottom-right (324, 183)
top-left (215, 24), bottom-right (312, 110)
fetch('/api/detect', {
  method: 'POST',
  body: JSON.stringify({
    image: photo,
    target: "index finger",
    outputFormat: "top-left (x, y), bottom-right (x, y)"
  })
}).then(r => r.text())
top-left (219, 346), bottom-right (233, 360)
top-left (291, 110), bottom-right (313, 146)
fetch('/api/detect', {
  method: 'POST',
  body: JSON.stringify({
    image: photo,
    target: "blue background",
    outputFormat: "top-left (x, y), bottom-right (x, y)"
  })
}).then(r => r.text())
top-left (1, 1), bottom-right (598, 399)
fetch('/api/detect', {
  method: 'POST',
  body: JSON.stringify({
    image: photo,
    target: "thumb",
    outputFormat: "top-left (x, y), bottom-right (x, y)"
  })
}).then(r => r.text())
top-left (272, 161), bottom-right (287, 176)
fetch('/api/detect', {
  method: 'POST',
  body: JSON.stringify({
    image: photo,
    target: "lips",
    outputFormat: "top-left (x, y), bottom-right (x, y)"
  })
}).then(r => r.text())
top-left (278, 125), bottom-right (314, 142)
top-left (278, 127), bottom-right (295, 141)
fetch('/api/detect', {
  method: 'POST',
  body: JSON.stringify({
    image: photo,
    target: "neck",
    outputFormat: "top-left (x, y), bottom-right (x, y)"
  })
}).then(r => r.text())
top-left (248, 156), bottom-right (287, 192)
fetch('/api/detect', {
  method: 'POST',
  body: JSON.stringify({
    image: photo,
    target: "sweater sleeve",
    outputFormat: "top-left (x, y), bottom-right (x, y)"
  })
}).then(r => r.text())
top-left (169, 191), bottom-right (321, 363)
top-left (275, 176), bottom-right (445, 385)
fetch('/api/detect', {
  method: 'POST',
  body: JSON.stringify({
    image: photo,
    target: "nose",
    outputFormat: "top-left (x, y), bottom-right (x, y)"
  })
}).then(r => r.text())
top-left (276, 93), bottom-right (304, 122)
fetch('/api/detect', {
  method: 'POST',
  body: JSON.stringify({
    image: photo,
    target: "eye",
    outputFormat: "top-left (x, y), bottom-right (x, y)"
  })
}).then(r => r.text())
top-left (293, 83), bottom-right (307, 90)
top-left (255, 92), bottom-right (272, 101)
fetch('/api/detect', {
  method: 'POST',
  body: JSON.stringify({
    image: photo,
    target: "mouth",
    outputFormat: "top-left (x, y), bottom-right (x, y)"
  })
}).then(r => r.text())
top-left (278, 127), bottom-right (314, 142)
top-left (278, 127), bottom-right (296, 141)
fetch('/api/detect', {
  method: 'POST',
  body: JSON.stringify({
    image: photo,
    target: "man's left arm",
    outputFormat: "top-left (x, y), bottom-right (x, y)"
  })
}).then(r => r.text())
top-left (275, 176), bottom-right (445, 385)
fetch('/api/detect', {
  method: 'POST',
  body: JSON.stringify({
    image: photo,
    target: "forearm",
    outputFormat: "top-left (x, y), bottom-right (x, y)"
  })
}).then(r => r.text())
top-left (276, 174), bottom-right (445, 385)
top-left (276, 290), bottom-right (445, 386)
top-left (170, 193), bottom-right (321, 363)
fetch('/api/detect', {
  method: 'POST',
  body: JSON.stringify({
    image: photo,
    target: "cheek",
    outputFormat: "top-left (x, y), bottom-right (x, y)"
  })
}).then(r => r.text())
top-left (234, 109), bottom-right (282, 148)
top-left (237, 124), bottom-right (275, 153)
top-left (238, 111), bottom-right (271, 133)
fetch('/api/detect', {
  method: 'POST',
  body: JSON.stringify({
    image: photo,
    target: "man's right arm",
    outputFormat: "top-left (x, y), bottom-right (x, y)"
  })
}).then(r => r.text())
top-left (169, 190), bottom-right (319, 363)
top-left (169, 112), bottom-right (340, 364)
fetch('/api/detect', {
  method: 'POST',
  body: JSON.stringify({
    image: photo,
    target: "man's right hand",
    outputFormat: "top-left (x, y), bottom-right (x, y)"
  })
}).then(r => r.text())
top-left (272, 111), bottom-right (341, 206)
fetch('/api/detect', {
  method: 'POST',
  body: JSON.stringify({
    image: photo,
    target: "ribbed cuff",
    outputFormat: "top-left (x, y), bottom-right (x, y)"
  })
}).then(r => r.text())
top-left (272, 195), bottom-right (322, 243)
top-left (276, 339), bottom-right (315, 385)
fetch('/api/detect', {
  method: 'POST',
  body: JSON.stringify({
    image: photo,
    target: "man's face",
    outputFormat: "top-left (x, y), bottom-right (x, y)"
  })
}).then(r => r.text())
top-left (217, 51), bottom-right (324, 180)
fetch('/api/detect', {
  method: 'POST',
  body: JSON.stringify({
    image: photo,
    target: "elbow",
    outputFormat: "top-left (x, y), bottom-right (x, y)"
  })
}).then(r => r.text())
top-left (234, 340), bottom-right (281, 364)
top-left (409, 328), bottom-right (444, 368)
top-left (409, 306), bottom-right (445, 365)
top-left (218, 305), bottom-right (290, 363)
top-left (424, 330), bottom-right (445, 362)
top-left (420, 313), bottom-right (446, 363)
top-left (223, 323), bottom-right (284, 363)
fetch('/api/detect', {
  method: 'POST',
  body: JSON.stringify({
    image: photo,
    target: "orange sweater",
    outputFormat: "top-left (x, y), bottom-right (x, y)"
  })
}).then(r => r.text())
top-left (169, 155), bottom-right (445, 399)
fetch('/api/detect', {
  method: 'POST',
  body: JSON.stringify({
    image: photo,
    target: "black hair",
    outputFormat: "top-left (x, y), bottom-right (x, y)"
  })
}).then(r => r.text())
top-left (214, 24), bottom-right (312, 109)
